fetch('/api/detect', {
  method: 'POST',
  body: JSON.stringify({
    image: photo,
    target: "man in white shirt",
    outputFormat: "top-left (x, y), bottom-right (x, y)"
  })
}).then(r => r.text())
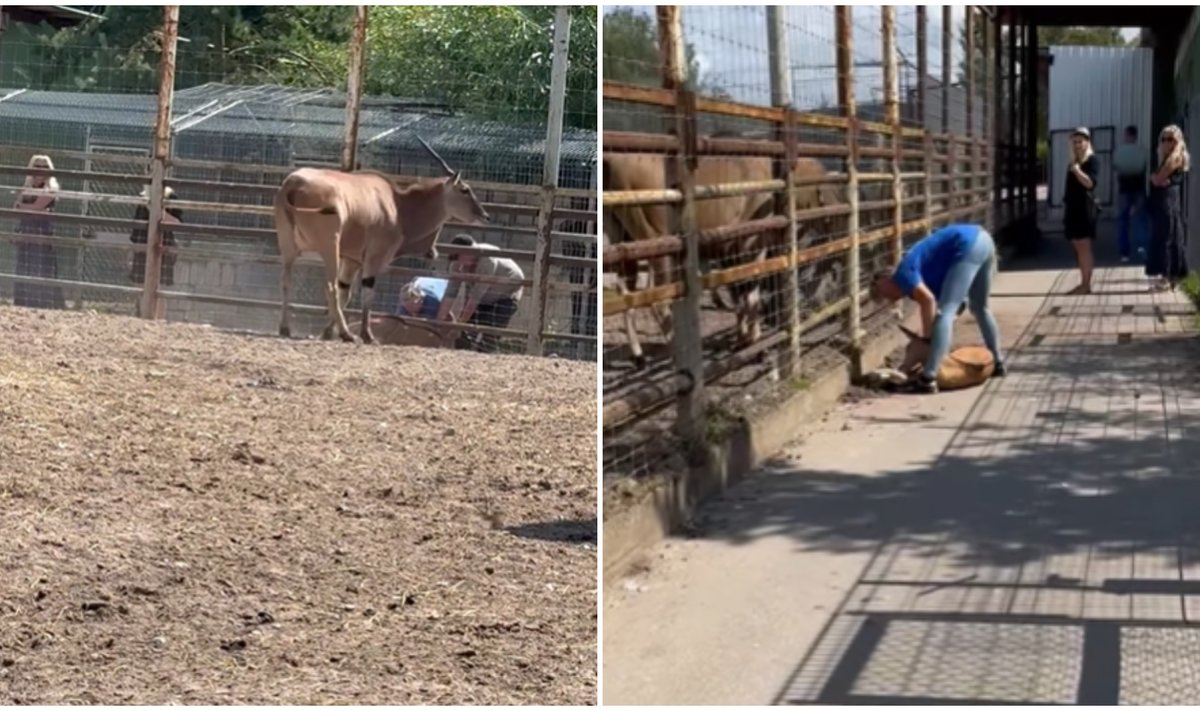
top-left (437, 233), bottom-right (525, 351)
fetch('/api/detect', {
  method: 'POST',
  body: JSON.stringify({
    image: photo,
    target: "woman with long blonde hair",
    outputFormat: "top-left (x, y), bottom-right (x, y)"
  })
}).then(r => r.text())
top-left (13, 153), bottom-right (64, 309)
top-left (1145, 124), bottom-right (1189, 291)
top-left (1062, 127), bottom-right (1100, 295)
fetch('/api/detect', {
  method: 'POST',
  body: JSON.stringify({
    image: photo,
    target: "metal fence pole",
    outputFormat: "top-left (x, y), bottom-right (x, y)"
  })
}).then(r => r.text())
top-left (993, 14), bottom-right (1003, 229)
top-left (983, 9), bottom-right (993, 232)
top-left (341, 6), bottom-right (368, 172)
top-left (139, 5), bottom-right (179, 320)
top-left (658, 6), bottom-right (705, 443)
top-left (836, 7), bottom-right (862, 354)
top-left (1026, 23), bottom-right (1038, 219)
top-left (1007, 16), bottom-right (1017, 224)
top-left (942, 6), bottom-right (953, 221)
top-left (767, 6), bottom-right (800, 378)
top-left (882, 7), bottom-right (901, 265)
top-left (918, 7), bottom-right (931, 231)
top-left (966, 7), bottom-right (977, 224)
top-left (527, 6), bottom-right (570, 357)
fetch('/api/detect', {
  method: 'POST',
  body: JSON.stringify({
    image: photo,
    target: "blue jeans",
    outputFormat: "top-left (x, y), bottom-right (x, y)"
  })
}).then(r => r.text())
top-left (1117, 190), bottom-right (1149, 259)
top-left (924, 229), bottom-right (1003, 379)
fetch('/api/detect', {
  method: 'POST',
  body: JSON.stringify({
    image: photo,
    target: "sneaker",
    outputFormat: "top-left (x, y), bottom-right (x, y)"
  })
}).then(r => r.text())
top-left (904, 373), bottom-right (938, 394)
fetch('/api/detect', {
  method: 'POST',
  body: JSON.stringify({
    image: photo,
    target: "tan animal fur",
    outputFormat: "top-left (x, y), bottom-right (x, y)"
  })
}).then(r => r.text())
top-left (897, 325), bottom-right (996, 390)
top-left (273, 137), bottom-right (489, 344)
top-left (604, 152), bottom-right (842, 367)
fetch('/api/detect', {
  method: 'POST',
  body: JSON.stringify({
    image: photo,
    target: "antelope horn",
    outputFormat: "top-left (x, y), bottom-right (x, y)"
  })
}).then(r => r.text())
top-left (416, 135), bottom-right (455, 177)
top-left (898, 324), bottom-right (921, 341)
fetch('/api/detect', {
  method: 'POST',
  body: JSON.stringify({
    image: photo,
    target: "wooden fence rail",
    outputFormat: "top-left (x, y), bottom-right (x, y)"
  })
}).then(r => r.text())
top-left (602, 5), bottom-right (1010, 449)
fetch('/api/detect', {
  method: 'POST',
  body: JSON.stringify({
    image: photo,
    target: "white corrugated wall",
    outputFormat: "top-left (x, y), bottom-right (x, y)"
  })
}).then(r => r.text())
top-left (1047, 45), bottom-right (1154, 215)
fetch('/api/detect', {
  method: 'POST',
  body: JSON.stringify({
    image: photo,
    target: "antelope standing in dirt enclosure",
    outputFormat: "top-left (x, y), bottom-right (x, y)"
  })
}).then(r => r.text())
top-left (604, 152), bottom-right (844, 368)
top-left (273, 137), bottom-right (491, 344)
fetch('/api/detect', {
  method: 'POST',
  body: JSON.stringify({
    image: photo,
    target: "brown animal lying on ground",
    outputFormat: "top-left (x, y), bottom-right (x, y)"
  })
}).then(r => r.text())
top-left (273, 137), bottom-right (490, 344)
top-left (896, 324), bottom-right (996, 391)
top-left (348, 315), bottom-right (462, 349)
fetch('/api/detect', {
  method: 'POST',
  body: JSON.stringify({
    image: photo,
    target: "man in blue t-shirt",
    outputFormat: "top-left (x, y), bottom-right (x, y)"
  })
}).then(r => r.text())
top-left (397, 276), bottom-right (448, 320)
top-left (872, 223), bottom-right (1006, 393)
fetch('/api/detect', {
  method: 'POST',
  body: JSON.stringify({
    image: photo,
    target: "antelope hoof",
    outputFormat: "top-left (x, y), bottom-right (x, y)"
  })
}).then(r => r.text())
top-left (631, 353), bottom-right (648, 371)
top-left (279, 325), bottom-right (291, 339)
top-left (339, 330), bottom-right (359, 344)
top-left (361, 330), bottom-right (377, 345)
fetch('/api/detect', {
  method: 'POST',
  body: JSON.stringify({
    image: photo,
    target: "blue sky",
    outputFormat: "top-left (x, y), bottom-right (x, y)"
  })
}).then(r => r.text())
top-left (605, 6), bottom-right (1141, 113)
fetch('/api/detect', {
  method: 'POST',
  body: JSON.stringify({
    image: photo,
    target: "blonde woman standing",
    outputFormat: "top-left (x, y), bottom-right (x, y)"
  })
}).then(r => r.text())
top-left (13, 154), bottom-right (64, 309)
top-left (1063, 127), bottom-right (1100, 295)
top-left (1146, 124), bottom-right (1189, 291)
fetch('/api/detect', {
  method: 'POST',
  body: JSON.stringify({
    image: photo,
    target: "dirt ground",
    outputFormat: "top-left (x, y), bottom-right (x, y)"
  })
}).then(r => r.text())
top-left (0, 306), bottom-right (597, 705)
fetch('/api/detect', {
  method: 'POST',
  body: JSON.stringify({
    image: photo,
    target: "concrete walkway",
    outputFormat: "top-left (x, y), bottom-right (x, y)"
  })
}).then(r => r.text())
top-left (602, 240), bottom-right (1200, 704)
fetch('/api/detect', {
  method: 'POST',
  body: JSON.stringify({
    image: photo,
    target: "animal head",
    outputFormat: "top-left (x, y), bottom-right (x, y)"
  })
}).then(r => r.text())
top-left (416, 135), bottom-right (490, 225)
top-left (897, 324), bottom-right (930, 376)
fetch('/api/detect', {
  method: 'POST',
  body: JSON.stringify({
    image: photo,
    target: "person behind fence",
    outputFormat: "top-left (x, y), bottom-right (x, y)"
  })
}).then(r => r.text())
top-left (13, 154), bottom-right (65, 310)
top-left (871, 223), bottom-right (1006, 394)
top-left (436, 234), bottom-right (524, 352)
top-left (1114, 124), bottom-right (1150, 263)
top-left (1145, 124), bottom-right (1190, 292)
top-left (397, 276), bottom-right (448, 320)
top-left (129, 186), bottom-right (183, 318)
top-left (1063, 127), bottom-right (1100, 295)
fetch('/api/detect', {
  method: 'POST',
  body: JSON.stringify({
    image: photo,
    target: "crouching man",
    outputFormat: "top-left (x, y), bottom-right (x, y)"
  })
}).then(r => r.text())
top-left (871, 223), bottom-right (1007, 393)
top-left (437, 234), bottom-right (525, 352)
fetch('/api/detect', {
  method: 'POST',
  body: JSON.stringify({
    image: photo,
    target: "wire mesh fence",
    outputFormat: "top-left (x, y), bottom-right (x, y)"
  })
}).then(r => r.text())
top-left (0, 5), bottom-right (597, 360)
top-left (602, 5), bottom-right (1004, 489)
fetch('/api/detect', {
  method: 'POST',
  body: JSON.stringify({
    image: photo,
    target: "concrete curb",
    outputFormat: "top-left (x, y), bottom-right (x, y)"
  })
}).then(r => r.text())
top-left (602, 324), bottom-right (910, 587)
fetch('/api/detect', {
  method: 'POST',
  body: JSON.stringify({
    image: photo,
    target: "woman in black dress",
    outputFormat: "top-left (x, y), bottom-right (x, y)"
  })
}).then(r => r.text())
top-left (1063, 127), bottom-right (1100, 295)
top-left (1145, 124), bottom-right (1189, 292)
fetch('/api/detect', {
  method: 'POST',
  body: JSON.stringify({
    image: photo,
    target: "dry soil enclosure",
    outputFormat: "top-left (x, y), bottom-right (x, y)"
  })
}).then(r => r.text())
top-left (0, 306), bottom-right (597, 705)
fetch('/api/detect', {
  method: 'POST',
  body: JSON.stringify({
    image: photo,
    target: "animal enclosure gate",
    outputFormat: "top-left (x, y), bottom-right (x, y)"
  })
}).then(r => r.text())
top-left (0, 6), bottom-right (597, 361)
top-left (602, 5), bottom-right (1004, 485)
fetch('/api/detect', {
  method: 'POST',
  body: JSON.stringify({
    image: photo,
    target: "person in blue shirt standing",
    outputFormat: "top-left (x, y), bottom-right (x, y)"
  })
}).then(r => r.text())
top-left (397, 276), bottom-right (448, 320)
top-left (872, 223), bottom-right (1006, 393)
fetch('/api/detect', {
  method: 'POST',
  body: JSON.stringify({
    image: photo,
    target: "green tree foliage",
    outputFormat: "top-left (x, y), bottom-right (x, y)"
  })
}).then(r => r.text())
top-left (0, 6), bottom-right (596, 130)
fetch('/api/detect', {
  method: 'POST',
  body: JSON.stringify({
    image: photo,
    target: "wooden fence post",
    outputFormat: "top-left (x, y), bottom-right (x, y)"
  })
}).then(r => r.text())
top-left (527, 5), bottom-right (570, 357)
top-left (836, 7), bottom-right (863, 359)
top-left (658, 6), bottom-right (705, 443)
top-left (138, 5), bottom-right (179, 321)
top-left (767, 6), bottom-right (800, 378)
top-left (341, 6), bottom-right (368, 172)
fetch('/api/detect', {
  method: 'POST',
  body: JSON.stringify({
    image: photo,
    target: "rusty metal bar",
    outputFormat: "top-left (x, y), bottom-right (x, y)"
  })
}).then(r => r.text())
top-left (340, 6), bottom-right (368, 171)
top-left (883, 6), bottom-right (902, 266)
top-left (138, 4), bottom-right (178, 321)
top-left (836, 7), bottom-right (862, 354)
top-left (1026, 22), bottom-right (1038, 221)
top-left (768, 5), bottom-right (800, 377)
top-left (658, 6), bottom-right (705, 441)
top-left (983, 8), bottom-right (993, 232)
top-left (918, 6), bottom-right (933, 233)
top-left (604, 204), bottom-right (984, 317)
top-left (1007, 14), bottom-right (1017, 225)
top-left (527, 5), bottom-right (570, 357)
top-left (942, 5), bottom-right (953, 219)
top-left (966, 7), bottom-right (977, 230)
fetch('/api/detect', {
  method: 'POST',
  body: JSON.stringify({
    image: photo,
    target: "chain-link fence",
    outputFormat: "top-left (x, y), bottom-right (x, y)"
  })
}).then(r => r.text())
top-left (602, 5), bottom-right (1005, 488)
top-left (0, 5), bottom-right (597, 360)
